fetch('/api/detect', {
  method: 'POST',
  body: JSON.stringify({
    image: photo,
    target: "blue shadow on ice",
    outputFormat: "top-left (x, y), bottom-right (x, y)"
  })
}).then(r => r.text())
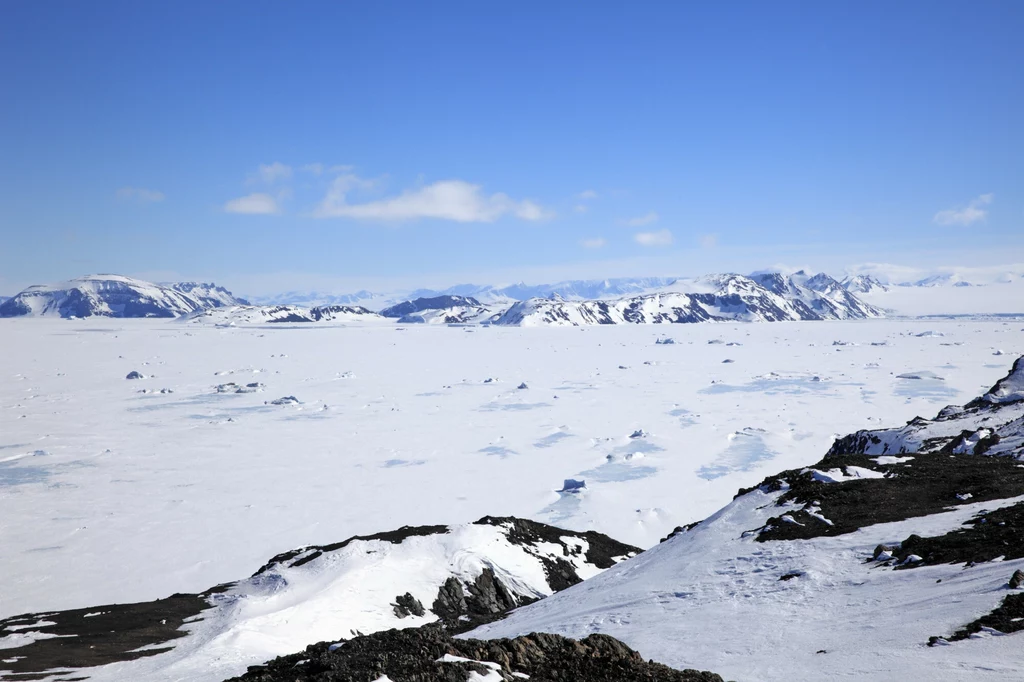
top-left (697, 430), bottom-right (777, 481)
top-left (893, 371), bottom-right (960, 402)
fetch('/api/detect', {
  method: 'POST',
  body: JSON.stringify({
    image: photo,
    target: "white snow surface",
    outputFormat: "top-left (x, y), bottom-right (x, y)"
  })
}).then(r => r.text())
top-left (1, 318), bottom-right (1020, 618)
top-left (1, 317), bottom-right (1023, 679)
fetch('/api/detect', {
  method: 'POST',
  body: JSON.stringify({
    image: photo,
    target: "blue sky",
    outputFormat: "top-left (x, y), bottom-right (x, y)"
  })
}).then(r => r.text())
top-left (1, 1), bottom-right (1022, 296)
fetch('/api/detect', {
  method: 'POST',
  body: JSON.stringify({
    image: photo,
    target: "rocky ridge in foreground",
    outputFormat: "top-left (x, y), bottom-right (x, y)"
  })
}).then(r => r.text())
top-left (228, 623), bottom-right (723, 682)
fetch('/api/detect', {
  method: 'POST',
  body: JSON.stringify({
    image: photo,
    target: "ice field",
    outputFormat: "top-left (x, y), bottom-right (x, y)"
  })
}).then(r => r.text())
top-left (1, 316), bottom-right (1021, 622)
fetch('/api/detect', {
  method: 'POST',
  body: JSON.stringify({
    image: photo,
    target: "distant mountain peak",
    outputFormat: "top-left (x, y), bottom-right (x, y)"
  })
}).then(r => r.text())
top-left (0, 275), bottom-right (248, 319)
top-left (841, 274), bottom-right (889, 293)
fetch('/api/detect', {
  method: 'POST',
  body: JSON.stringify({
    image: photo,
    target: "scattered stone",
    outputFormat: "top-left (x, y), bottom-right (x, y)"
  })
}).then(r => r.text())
top-left (872, 544), bottom-right (897, 560)
top-left (655, 337), bottom-right (675, 345)
top-left (1009, 570), bottom-right (1024, 589)
top-left (269, 396), bottom-right (300, 406)
top-left (517, 382), bottom-right (528, 390)
top-left (125, 371), bottom-right (144, 380)
top-left (391, 592), bottom-right (425, 618)
top-left (629, 429), bottom-right (648, 439)
top-left (722, 358), bottom-right (734, 363)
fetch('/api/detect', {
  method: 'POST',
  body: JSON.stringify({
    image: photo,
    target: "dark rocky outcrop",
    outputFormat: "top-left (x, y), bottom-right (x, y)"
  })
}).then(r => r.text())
top-left (473, 515), bottom-right (639, 572)
top-left (749, 451), bottom-right (1024, 542)
top-left (392, 592), bottom-right (426, 618)
top-left (930, 593), bottom-right (1024, 645)
top-left (227, 623), bottom-right (724, 682)
top-left (890, 501), bottom-right (1024, 568)
top-left (0, 586), bottom-right (232, 679)
top-left (430, 569), bottom-right (535, 633)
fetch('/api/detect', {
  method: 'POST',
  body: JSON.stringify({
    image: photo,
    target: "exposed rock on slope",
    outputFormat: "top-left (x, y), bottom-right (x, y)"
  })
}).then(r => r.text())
top-left (228, 623), bottom-right (723, 682)
top-left (746, 357), bottom-right (1024, 542)
top-left (0, 275), bottom-right (247, 318)
top-left (0, 588), bottom-right (231, 678)
top-left (0, 518), bottom-right (639, 680)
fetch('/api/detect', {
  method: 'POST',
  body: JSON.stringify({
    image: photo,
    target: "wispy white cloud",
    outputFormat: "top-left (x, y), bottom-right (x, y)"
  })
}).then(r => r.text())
top-left (578, 189), bottom-right (598, 200)
top-left (634, 229), bottom-right (673, 247)
top-left (116, 186), bottom-right (165, 203)
top-left (313, 176), bottom-right (552, 223)
top-left (933, 193), bottom-right (993, 226)
top-left (248, 162), bottom-right (293, 185)
top-left (699, 233), bottom-right (718, 248)
top-left (574, 204), bottom-right (589, 213)
top-left (298, 163), bottom-right (353, 176)
top-left (625, 211), bottom-right (659, 227)
top-left (580, 237), bottom-right (606, 249)
top-left (224, 193), bottom-right (280, 215)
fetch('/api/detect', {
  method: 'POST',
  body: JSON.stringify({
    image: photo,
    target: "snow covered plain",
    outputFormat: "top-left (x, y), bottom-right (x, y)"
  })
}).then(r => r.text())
top-left (1, 318), bottom-right (1021, 632)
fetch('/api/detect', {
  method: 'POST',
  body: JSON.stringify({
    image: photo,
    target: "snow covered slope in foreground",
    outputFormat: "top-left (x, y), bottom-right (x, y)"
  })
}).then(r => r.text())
top-left (0, 518), bottom-right (638, 681)
top-left (0, 275), bottom-right (247, 318)
top-left (471, 358), bottom-right (1024, 681)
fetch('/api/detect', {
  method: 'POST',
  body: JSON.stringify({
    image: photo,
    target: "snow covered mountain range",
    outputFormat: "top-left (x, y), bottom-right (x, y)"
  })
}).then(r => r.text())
top-left (185, 303), bottom-right (382, 326)
top-left (494, 272), bottom-right (883, 325)
top-left (0, 275), bottom-right (248, 319)
top-left (0, 272), bottom-right (885, 325)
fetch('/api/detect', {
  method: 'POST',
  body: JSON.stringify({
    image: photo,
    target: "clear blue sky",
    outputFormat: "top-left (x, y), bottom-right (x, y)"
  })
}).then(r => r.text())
top-left (1, 1), bottom-right (1022, 295)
